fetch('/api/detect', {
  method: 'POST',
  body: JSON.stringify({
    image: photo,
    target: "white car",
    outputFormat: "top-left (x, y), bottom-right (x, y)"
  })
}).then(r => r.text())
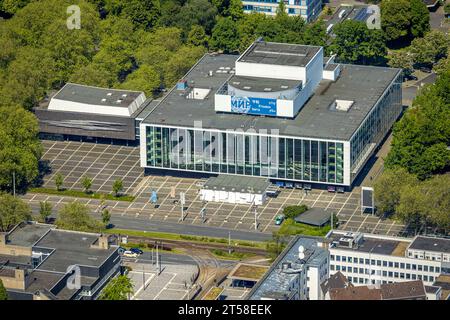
top-left (122, 250), bottom-right (138, 258)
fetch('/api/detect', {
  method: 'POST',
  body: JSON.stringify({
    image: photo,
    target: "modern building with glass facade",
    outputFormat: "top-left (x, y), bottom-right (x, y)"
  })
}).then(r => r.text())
top-left (242, 0), bottom-right (323, 22)
top-left (140, 40), bottom-right (402, 189)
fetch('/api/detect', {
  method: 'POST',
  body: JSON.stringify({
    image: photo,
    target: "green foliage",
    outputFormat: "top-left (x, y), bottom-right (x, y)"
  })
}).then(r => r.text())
top-left (381, 0), bottom-right (430, 43)
top-left (187, 25), bottom-right (209, 47)
top-left (81, 176), bottom-right (93, 194)
top-left (0, 0), bottom-right (32, 14)
top-left (388, 50), bottom-right (414, 77)
top-left (0, 106), bottom-right (42, 192)
top-left (112, 179), bottom-right (123, 197)
top-left (120, 65), bottom-right (160, 97)
top-left (102, 208), bottom-right (111, 226)
top-left (210, 16), bottom-right (240, 53)
top-left (99, 275), bottom-right (134, 300)
top-left (277, 218), bottom-right (331, 237)
top-left (56, 201), bottom-right (103, 232)
top-left (282, 205), bottom-right (308, 219)
top-left (39, 201), bottom-right (52, 223)
top-left (54, 173), bottom-right (64, 191)
top-left (374, 167), bottom-right (419, 215)
top-left (410, 30), bottom-right (449, 67)
top-left (385, 69), bottom-right (450, 179)
top-left (265, 232), bottom-right (288, 262)
top-left (104, 0), bottom-right (161, 30)
top-left (0, 279), bottom-right (7, 300)
top-left (0, 193), bottom-right (31, 232)
top-left (330, 20), bottom-right (387, 65)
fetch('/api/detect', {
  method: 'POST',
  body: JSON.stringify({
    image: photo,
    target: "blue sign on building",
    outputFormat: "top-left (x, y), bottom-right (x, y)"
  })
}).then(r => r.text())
top-left (230, 96), bottom-right (277, 116)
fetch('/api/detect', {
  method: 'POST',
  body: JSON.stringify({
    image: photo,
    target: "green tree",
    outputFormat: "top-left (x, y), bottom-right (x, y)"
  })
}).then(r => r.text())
top-left (162, 45), bottom-right (206, 86)
top-left (388, 50), bottom-right (414, 77)
top-left (381, 0), bottom-right (429, 43)
top-left (54, 173), bottom-right (64, 191)
top-left (0, 0), bottom-right (32, 14)
top-left (81, 176), bottom-right (93, 194)
top-left (373, 167), bottom-right (418, 215)
top-left (120, 65), bottom-right (161, 97)
top-left (276, 0), bottom-right (288, 18)
top-left (112, 179), bottom-right (123, 197)
top-left (187, 25), bottom-right (209, 47)
top-left (0, 279), bottom-right (7, 300)
top-left (330, 20), bottom-right (386, 65)
top-left (0, 106), bottom-right (42, 192)
top-left (225, 0), bottom-right (244, 21)
top-left (0, 193), bottom-right (31, 232)
top-left (410, 30), bottom-right (449, 68)
top-left (99, 275), bottom-right (134, 300)
top-left (102, 208), bottom-right (111, 227)
top-left (210, 17), bottom-right (240, 53)
top-left (104, 0), bottom-right (161, 30)
top-left (282, 205), bottom-right (308, 219)
top-left (385, 69), bottom-right (450, 179)
top-left (56, 201), bottom-right (102, 232)
top-left (39, 201), bottom-right (52, 223)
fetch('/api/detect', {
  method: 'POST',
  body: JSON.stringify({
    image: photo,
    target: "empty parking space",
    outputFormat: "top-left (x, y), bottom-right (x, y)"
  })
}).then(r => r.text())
top-left (39, 140), bottom-right (143, 194)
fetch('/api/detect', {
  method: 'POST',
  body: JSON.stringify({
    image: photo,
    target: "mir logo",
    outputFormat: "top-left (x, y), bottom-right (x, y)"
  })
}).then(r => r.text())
top-left (231, 96), bottom-right (251, 114)
top-left (366, 5), bottom-right (381, 30)
top-left (66, 265), bottom-right (81, 290)
top-left (66, 5), bottom-right (81, 30)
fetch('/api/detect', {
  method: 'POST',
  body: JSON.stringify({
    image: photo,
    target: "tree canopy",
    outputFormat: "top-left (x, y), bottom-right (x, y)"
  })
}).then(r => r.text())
top-left (99, 275), bottom-right (134, 300)
top-left (0, 193), bottom-right (31, 232)
top-left (380, 0), bottom-right (430, 44)
top-left (56, 201), bottom-right (103, 232)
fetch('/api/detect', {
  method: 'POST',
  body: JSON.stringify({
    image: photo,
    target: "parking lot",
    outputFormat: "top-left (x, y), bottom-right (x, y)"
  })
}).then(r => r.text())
top-left (39, 139), bottom-right (143, 194)
top-left (25, 140), bottom-right (408, 237)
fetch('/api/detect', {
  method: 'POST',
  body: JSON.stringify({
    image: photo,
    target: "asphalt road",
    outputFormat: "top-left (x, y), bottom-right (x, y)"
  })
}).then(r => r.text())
top-left (125, 252), bottom-right (197, 266)
top-left (92, 212), bottom-right (273, 242)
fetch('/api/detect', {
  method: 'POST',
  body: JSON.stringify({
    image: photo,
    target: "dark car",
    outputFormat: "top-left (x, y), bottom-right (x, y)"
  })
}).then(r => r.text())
top-left (130, 248), bottom-right (143, 255)
top-left (327, 186), bottom-right (336, 193)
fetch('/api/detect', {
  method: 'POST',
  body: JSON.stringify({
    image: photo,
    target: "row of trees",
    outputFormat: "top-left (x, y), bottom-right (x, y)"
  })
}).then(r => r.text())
top-left (375, 55), bottom-right (450, 233)
top-left (54, 173), bottom-right (123, 196)
top-left (0, 192), bottom-right (111, 232)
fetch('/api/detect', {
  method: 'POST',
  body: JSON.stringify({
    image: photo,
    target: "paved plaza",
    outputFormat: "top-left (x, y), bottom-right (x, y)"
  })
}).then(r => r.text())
top-left (126, 257), bottom-right (198, 300)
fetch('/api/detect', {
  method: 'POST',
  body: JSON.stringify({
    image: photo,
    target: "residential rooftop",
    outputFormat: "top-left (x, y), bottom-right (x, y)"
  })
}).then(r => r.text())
top-left (142, 53), bottom-right (401, 141)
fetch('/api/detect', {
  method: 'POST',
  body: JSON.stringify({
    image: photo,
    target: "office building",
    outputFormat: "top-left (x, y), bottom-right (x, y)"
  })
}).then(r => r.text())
top-left (140, 39), bottom-right (402, 189)
top-left (326, 231), bottom-right (450, 286)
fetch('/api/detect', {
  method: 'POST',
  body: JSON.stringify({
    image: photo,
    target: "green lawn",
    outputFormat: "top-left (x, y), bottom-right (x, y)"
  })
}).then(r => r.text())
top-left (209, 249), bottom-right (256, 261)
top-left (103, 228), bottom-right (266, 250)
top-left (278, 218), bottom-right (331, 237)
top-left (29, 187), bottom-right (135, 202)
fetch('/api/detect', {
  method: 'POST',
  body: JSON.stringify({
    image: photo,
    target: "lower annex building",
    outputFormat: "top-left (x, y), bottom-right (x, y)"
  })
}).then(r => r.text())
top-left (139, 39), bottom-right (402, 190)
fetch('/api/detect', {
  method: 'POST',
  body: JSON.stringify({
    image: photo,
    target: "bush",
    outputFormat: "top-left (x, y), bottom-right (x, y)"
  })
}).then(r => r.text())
top-left (283, 205), bottom-right (308, 219)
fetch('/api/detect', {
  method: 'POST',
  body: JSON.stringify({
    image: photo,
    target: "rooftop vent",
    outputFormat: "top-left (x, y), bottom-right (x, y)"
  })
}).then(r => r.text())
top-left (331, 99), bottom-right (354, 112)
top-left (116, 99), bottom-right (122, 104)
top-left (107, 93), bottom-right (112, 96)
top-left (122, 94), bottom-right (127, 98)
top-left (281, 85), bottom-right (289, 89)
top-left (186, 87), bottom-right (211, 100)
top-left (101, 98), bottom-right (106, 102)
top-left (243, 86), bottom-right (252, 90)
top-left (264, 88), bottom-right (272, 92)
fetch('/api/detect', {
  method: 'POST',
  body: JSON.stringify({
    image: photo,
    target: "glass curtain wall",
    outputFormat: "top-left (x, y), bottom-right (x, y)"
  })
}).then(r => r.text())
top-left (146, 126), bottom-right (346, 184)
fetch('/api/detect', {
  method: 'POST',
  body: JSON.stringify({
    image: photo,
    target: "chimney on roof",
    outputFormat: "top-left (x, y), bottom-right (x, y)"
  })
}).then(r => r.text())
top-left (98, 234), bottom-right (109, 250)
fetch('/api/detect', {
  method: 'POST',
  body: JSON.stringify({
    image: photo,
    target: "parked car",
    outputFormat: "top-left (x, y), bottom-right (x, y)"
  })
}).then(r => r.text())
top-left (130, 247), bottom-right (143, 255)
top-left (275, 214), bottom-right (285, 225)
top-left (123, 250), bottom-right (138, 258)
top-left (327, 186), bottom-right (336, 193)
top-left (337, 187), bottom-right (345, 193)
